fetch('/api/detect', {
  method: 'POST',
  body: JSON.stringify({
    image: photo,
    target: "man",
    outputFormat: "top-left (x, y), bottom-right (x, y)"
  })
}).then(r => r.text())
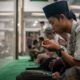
top-left (43, 0), bottom-right (80, 66)
top-left (42, 0), bottom-right (80, 79)
top-left (16, 1), bottom-right (80, 80)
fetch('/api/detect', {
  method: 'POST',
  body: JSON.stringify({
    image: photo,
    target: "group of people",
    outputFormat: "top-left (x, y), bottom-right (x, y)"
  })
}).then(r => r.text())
top-left (16, 1), bottom-right (80, 80)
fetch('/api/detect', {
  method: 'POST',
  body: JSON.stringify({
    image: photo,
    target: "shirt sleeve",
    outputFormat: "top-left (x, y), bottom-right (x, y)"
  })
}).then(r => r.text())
top-left (74, 26), bottom-right (80, 61)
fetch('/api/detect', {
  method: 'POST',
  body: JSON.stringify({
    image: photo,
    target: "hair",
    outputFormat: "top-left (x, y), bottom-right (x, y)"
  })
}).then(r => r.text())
top-left (53, 11), bottom-right (77, 21)
top-left (33, 40), bottom-right (38, 45)
top-left (39, 37), bottom-right (44, 41)
top-left (69, 11), bottom-right (77, 21)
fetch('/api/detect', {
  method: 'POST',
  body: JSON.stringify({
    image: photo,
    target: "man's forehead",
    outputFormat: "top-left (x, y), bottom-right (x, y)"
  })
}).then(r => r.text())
top-left (48, 17), bottom-right (55, 22)
top-left (48, 17), bottom-right (58, 24)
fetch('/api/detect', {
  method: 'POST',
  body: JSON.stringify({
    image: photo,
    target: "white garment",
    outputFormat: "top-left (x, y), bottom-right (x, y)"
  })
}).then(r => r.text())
top-left (54, 34), bottom-right (64, 43)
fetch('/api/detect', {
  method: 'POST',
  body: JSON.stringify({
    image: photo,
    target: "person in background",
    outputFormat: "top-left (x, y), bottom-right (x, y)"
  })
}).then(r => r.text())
top-left (27, 36), bottom-right (33, 49)
top-left (34, 26), bottom-right (68, 73)
top-left (35, 27), bottom-right (55, 64)
top-left (29, 39), bottom-right (39, 61)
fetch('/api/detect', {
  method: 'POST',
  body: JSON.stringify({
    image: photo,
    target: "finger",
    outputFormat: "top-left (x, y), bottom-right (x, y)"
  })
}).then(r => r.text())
top-left (52, 74), bottom-right (58, 79)
top-left (52, 73), bottom-right (56, 78)
top-left (43, 41), bottom-right (48, 45)
top-left (42, 44), bottom-right (49, 48)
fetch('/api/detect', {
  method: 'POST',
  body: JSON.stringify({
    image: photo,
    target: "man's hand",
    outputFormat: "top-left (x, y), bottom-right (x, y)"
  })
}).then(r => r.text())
top-left (42, 39), bottom-right (60, 50)
top-left (52, 72), bottom-right (61, 79)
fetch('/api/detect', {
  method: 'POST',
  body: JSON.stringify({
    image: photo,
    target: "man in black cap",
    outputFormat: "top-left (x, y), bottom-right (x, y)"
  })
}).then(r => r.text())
top-left (42, 0), bottom-right (80, 79)
top-left (16, 1), bottom-right (80, 80)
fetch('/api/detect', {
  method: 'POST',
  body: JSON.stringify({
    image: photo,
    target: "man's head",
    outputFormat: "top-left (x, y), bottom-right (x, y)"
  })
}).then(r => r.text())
top-left (43, 1), bottom-right (76, 34)
top-left (39, 37), bottom-right (44, 43)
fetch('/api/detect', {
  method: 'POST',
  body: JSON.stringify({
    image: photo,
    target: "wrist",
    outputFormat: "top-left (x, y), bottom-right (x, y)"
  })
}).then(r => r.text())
top-left (56, 47), bottom-right (64, 57)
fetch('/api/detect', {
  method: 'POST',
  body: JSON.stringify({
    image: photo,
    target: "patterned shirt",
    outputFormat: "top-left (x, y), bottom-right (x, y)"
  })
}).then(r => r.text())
top-left (68, 20), bottom-right (80, 61)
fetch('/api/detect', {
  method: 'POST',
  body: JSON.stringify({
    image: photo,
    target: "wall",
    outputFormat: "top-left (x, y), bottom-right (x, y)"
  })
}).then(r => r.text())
top-left (0, 0), bottom-right (78, 12)
top-left (0, 0), bottom-right (53, 12)
top-left (24, 0), bottom-right (53, 12)
top-left (0, 1), bottom-right (14, 11)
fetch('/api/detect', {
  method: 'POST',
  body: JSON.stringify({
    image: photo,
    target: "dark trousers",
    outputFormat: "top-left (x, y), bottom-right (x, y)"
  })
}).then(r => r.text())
top-left (16, 67), bottom-right (80, 80)
top-left (16, 70), bottom-right (55, 80)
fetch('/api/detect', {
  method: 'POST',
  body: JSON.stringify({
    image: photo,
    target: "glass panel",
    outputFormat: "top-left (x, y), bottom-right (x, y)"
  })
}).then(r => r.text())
top-left (0, 0), bottom-right (15, 59)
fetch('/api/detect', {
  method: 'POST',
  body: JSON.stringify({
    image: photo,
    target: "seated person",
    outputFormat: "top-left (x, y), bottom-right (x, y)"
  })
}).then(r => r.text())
top-left (16, 1), bottom-right (80, 80)
top-left (42, 1), bottom-right (80, 79)
top-left (29, 39), bottom-right (39, 61)
top-left (27, 27), bottom-right (68, 73)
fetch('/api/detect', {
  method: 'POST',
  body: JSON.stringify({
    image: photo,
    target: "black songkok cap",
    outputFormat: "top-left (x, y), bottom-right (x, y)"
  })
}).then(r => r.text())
top-left (43, 1), bottom-right (69, 18)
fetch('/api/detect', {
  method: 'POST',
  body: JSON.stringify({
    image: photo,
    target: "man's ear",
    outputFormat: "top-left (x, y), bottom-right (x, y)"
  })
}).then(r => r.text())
top-left (60, 14), bottom-right (66, 19)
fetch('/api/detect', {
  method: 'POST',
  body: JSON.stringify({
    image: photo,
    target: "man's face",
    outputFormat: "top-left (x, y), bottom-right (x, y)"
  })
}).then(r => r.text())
top-left (48, 16), bottom-right (67, 34)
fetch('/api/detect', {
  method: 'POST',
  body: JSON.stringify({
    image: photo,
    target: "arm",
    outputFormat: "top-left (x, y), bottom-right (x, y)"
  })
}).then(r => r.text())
top-left (42, 39), bottom-right (80, 66)
top-left (61, 29), bottom-right (80, 66)
top-left (61, 51), bottom-right (80, 66)
top-left (60, 51), bottom-right (75, 66)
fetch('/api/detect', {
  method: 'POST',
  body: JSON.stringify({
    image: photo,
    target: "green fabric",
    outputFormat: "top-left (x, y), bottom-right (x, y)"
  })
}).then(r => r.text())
top-left (0, 57), bottom-right (38, 80)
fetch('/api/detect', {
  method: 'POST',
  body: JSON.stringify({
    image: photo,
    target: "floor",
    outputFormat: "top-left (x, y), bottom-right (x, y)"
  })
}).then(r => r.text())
top-left (0, 56), bottom-right (38, 80)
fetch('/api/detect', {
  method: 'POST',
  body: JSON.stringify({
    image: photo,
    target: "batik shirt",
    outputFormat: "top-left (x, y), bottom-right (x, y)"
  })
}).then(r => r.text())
top-left (68, 20), bottom-right (80, 61)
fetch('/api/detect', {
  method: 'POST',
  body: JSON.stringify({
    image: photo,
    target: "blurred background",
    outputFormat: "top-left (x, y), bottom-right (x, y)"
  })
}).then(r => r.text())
top-left (0, 0), bottom-right (80, 59)
top-left (0, 0), bottom-right (80, 80)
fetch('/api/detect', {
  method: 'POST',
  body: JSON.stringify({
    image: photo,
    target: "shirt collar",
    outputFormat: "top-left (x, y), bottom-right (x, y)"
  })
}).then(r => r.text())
top-left (71, 20), bottom-right (78, 33)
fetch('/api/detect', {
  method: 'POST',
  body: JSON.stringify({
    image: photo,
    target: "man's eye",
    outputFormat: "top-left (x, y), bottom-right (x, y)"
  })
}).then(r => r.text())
top-left (51, 22), bottom-right (54, 25)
